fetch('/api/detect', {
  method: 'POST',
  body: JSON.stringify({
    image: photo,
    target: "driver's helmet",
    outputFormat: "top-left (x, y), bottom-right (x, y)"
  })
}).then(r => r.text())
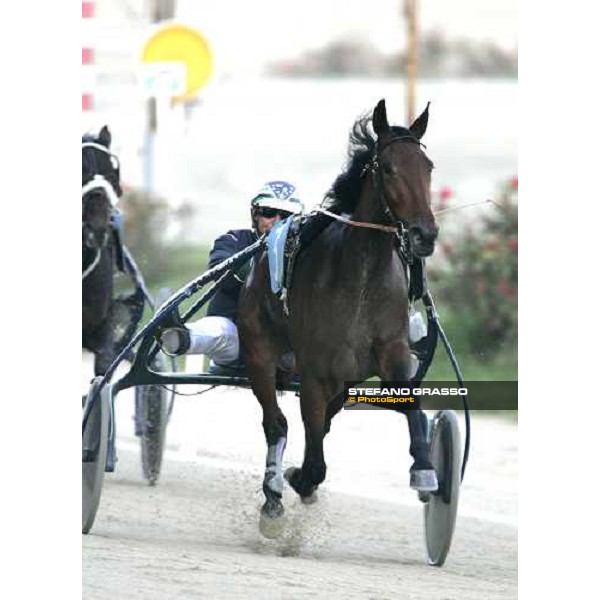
top-left (250, 181), bottom-right (304, 228)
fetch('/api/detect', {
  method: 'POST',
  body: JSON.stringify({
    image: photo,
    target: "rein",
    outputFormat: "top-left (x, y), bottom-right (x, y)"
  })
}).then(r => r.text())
top-left (315, 208), bottom-right (398, 233)
top-left (433, 198), bottom-right (498, 216)
top-left (82, 249), bottom-right (102, 280)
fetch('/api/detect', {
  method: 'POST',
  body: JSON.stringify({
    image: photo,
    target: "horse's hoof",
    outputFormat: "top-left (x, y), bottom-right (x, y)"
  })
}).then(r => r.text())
top-left (259, 513), bottom-right (285, 539)
top-left (300, 491), bottom-right (318, 505)
top-left (285, 467), bottom-right (318, 501)
top-left (418, 490), bottom-right (431, 503)
top-left (410, 469), bottom-right (438, 492)
top-left (284, 466), bottom-right (299, 483)
top-left (259, 502), bottom-right (285, 539)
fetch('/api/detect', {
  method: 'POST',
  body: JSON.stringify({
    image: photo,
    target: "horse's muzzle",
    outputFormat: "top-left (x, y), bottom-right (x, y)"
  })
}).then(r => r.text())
top-left (409, 225), bottom-right (438, 258)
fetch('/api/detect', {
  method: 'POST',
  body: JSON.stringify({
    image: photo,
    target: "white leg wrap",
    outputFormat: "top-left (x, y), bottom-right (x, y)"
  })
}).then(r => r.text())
top-left (265, 437), bottom-right (286, 495)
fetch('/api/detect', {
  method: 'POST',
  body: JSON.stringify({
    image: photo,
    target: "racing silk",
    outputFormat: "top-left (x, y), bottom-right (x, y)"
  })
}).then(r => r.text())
top-left (206, 228), bottom-right (258, 323)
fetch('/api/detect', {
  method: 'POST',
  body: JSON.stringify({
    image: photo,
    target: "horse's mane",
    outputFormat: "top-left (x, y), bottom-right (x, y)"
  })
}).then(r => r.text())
top-left (82, 133), bottom-right (101, 179)
top-left (324, 113), bottom-right (411, 214)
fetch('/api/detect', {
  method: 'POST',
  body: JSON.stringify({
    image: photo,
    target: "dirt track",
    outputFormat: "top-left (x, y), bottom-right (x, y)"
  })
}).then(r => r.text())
top-left (82, 356), bottom-right (517, 599)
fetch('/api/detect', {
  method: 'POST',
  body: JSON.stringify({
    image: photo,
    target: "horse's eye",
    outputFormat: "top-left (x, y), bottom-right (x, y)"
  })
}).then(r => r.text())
top-left (383, 164), bottom-right (397, 177)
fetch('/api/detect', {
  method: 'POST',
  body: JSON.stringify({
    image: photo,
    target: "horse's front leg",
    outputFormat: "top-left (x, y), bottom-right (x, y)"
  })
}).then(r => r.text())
top-left (285, 377), bottom-right (328, 503)
top-left (377, 338), bottom-right (438, 492)
top-left (93, 318), bottom-right (115, 376)
top-left (404, 408), bottom-right (437, 491)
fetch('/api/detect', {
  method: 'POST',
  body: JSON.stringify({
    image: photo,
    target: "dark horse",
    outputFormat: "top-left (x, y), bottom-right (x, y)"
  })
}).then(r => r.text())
top-left (82, 126), bottom-right (122, 376)
top-left (238, 99), bottom-right (439, 535)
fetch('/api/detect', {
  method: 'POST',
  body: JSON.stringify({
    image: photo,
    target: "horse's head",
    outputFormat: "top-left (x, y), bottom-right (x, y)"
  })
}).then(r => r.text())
top-left (82, 126), bottom-right (121, 249)
top-left (372, 99), bottom-right (438, 258)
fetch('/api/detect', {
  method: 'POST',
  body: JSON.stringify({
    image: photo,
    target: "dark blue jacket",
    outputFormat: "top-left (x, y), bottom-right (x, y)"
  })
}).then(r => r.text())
top-left (206, 228), bottom-right (258, 323)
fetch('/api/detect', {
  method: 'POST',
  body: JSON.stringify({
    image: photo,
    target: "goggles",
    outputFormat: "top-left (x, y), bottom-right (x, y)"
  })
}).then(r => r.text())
top-left (254, 207), bottom-right (293, 219)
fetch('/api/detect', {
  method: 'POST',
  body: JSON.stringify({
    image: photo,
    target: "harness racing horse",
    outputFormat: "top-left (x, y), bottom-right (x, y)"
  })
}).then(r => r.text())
top-left (238, 99), bottom-right (439, 535)
top-left (82, 126), bottom-right (123, 376)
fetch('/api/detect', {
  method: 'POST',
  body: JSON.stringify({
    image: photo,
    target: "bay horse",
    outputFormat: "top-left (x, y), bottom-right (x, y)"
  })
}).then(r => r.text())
top-left (238, 99), bottom-right (439, 535)
top-left (82, 126), bottom-right (122, 376)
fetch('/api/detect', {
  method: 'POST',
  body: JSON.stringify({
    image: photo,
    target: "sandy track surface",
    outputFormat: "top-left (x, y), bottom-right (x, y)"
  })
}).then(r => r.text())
top-left (83, 356), bottom-right (517, 599)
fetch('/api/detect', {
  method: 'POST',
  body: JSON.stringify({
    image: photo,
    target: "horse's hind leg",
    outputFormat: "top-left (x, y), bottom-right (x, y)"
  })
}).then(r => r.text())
top-left (286, 389), bottom-right (344, 502)
top-left (285, 377), bottom-right (328, 502)
top-left (255, 374), bottom-right (289, 537)
top-left (243, 340), bottom-right (289, 537)
top-left (239, 263), bottom-right (291, 537)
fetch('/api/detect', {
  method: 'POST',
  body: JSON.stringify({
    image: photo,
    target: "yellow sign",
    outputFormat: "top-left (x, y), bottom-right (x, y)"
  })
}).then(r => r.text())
top-left (141, 23), bottom-right (213, 102)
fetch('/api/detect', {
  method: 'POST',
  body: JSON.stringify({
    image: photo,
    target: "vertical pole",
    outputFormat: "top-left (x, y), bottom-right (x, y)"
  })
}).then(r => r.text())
top-left (144, 0), bottom-right (158, 193)
top-left (144, 0), bottom-right (176, 193)
top-left (404, 0), bottom-right (418, 124)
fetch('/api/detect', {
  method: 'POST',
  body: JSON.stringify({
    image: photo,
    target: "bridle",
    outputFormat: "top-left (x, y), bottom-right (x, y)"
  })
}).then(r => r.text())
top-left (363, 134), bottom-right (425, 228)
top-left (82, 142), bottom-right (121, 183)
top-left (82, 141), bottom-right (121, 280)
top-left (318, 134), bottom-right (428, 264)
top-left (367, 135), bottom-right (428, 264)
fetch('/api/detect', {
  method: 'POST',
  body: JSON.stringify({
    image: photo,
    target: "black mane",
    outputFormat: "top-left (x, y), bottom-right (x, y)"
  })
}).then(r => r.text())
top-left (325, 113), bottom-right (412, 213)
top-left (82, 134), bottom-right (98, 180)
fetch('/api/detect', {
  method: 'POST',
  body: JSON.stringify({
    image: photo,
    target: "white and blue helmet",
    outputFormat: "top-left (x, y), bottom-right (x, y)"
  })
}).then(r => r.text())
top-left (251, 181), bottom-right (304, 216)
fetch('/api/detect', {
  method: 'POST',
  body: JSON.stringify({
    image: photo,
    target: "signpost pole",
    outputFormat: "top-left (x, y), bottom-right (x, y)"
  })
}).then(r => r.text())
top-left (141, 6), bottom-right (211, 195)
top-left (404, 0), bottom-right (419, 124)
top-left (143, 0), bottom-right (176, 193)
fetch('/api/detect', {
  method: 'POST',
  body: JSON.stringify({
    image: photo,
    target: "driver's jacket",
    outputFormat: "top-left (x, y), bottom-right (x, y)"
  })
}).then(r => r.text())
top-left (206, 228), bottom-right (258, 324)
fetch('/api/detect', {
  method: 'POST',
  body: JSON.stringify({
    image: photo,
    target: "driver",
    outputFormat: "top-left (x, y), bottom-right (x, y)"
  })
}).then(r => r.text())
top-left (158, 181), bottom-right (304, 369)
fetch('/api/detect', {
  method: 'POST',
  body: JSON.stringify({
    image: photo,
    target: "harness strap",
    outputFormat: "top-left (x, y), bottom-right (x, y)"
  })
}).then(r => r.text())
top-left (82, 175), bottom-right (119, 207)
top-left (111, 210), bottom-right (126, 273)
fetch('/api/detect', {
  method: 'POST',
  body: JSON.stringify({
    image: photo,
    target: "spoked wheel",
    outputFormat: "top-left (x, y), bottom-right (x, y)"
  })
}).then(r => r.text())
top-left (82, 378), bottom-right (111, 534)
top-left (135, 353), bottom-right (170, 485)
top-left (423, 410), bottom-right (462, 567)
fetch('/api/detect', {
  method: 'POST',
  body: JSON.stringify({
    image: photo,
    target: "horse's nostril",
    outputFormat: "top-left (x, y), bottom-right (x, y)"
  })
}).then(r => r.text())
top-left (420, 228), bottom-right (438, 244)
top-left (410, 227), bottom-right (436, 244)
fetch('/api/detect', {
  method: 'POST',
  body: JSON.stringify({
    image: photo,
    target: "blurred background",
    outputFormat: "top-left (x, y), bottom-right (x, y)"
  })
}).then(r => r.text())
top-left (82, 0), bottom-right (517, 381)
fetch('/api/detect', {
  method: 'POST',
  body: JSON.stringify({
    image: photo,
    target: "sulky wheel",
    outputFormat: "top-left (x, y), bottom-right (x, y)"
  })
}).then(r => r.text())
top-left (135, 353), bottom-right (169, 485)
top-left (82, 378), bottom-right (111, 534)
top-left (423, 410), bottom-right (462, 567)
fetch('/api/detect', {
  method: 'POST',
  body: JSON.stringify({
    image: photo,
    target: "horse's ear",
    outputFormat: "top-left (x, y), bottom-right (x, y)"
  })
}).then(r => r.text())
top-left (409, 102), bottom-right (430, 140)
top-left (98, 125), bottom-right (112, 148)
top-left (372, 99), bottom-right (390, 135)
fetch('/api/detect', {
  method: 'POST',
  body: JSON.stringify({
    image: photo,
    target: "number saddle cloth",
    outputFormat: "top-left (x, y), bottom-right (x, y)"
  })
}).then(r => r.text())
top-left (265, 211), bottom-right (335, 315)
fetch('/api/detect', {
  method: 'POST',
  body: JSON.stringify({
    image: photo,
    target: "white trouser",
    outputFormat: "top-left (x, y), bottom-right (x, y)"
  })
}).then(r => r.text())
top-left (187, 316), bottom-right (239, 365)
